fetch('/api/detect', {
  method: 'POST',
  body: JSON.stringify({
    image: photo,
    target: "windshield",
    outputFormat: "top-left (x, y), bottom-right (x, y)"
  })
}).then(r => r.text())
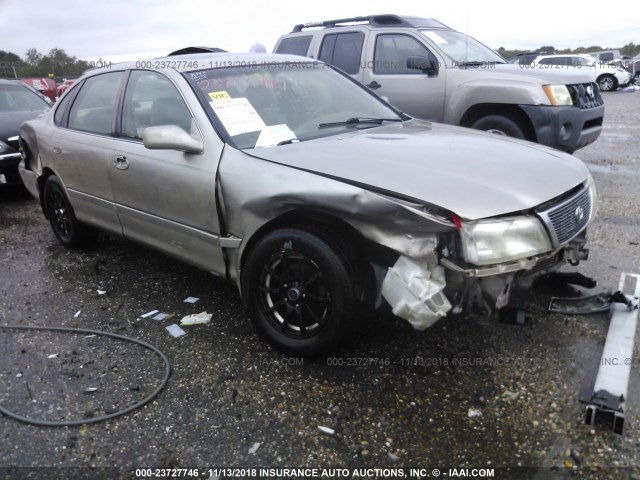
top-left (420, 29), bottom-right (505, 65)
top-left (0, 84), bottom-right (50, 112)
top-left (186, 62), bottom-right (403, 149)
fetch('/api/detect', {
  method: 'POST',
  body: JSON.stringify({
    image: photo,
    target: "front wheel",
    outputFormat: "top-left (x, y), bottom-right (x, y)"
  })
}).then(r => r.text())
top-left (471, 115), bottom-right (525, 139)
top-left (597, 74), bottom-right (617, 92)
top-left (633, 73), bottom-right (640, 87)
top-left (241, 228), bottom-right (355, 356)
top-left (43, 175), bottom-right (98, 249)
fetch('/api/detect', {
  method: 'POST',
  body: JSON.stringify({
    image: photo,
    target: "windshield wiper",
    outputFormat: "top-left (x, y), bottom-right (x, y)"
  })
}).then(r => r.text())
top-left (318, 117), bottom-right (402, 129)
top-left (276, 138), bottom-right (300, 146)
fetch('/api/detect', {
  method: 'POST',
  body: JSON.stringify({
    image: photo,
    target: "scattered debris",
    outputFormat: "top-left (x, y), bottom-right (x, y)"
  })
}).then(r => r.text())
top-left (152, 313), bottom-right (169, 321)
top-left (180, 312), bottom-right (212, 326)
top-left (248, 442), bottom-right (261, 454)
top-left (468, 408), bottom-right (482, 418)
top-left (16, 373), bottom-right (23, 378)
top-left (74, 310), bottom-right (81, 318)
top-left (317, 426), bottom-right (335, 435)
top-left (96, 290), bottom-right (106, 295)
top-left (47, 354), bottom-right (58, 359)
top-left (85, 334), bottom-right (96, 338)
top-left (183, 297), bottom-right (200, 304)
top-left (165, 324), bottom-right (187, 338)
top-left (503, 390), bottom-right (519, 401)
top-left (140, 310), bottom-right (159, 319)
top-left (388, 452), bottom-right (400, 462)
top-left (84, 387), bottom-right (98, 394)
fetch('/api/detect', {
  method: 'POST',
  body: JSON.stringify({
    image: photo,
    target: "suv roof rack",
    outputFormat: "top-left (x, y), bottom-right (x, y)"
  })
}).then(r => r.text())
top-left (292, 14), bottom-right (449, 32)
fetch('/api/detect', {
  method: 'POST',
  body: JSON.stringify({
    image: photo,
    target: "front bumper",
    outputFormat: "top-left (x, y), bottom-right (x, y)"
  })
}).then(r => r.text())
top-left (520, 104), bottom-right (604, 152)
top-left (0, 153), bottom-right (22, 185)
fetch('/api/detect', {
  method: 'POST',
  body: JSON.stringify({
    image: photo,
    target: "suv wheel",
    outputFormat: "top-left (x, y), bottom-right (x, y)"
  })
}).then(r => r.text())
top-left (43, 176), bottom-right (98, 249)
top-left (241, 228), bottom-right (354, 356)
top-left (597, 74), bottom-right (617, 92)
top-left (471, 115), bottom-right (525, 139)
top-left (633, 73), bottom-right (640, 87)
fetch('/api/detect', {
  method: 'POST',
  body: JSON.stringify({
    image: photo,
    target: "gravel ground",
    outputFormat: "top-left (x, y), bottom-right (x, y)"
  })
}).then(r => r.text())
top-left (1, 91), bottom-right (639, 480)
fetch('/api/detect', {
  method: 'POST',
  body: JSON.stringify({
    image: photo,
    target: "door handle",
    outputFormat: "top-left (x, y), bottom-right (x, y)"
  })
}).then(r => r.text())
top-left (366, 81), bottom-right (382, 90)
top-left (114, 155), bottom-right (129, 170)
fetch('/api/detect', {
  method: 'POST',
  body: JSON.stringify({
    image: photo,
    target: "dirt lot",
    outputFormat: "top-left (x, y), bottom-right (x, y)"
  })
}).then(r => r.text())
top-left (1, 91), bottom-right (639, 480)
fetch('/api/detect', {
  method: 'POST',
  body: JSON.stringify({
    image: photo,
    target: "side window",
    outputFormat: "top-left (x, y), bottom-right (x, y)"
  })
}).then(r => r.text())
top-left (275, 36), bottom-right (312, 56)
top-left (121, 70), bottom-right (194, 140)
top-left (54, 83), bottom-right (79, 126)
top-left (540, 57), bottom-right (568, 66)
top-left (374, 34), bottom-right (435, 74)
top-left (68, 72), bottom-right (124, 135)
top-left (599, 52), bottom-right (614, 62)
top-left (318, 32), bottom-right (364, 74)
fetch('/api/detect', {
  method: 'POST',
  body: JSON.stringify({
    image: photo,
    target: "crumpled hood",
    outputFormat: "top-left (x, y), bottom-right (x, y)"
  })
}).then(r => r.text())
top-left (248, 120), bottom-right (589, 220)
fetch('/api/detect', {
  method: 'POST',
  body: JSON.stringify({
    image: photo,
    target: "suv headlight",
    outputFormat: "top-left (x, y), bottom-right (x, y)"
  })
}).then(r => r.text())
top-left (460, 216), bottom-right (552, 266)
top-left (0, 140), bottom-right (9, 154)
top-left (543, 85), bottom-right (573, 106)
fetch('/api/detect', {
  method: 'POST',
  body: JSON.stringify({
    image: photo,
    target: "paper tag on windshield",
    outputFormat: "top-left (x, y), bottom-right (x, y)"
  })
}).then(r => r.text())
top-left (209, 98), bottom-right (266, 136)
top-left (255, 124), bottom-right (297, 148)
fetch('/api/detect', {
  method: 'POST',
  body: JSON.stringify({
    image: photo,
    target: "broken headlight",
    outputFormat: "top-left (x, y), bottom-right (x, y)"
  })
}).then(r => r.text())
top-left (460, 216), bottom-right (552, 266)
top-left (542, 85), bottom-right (573, 106)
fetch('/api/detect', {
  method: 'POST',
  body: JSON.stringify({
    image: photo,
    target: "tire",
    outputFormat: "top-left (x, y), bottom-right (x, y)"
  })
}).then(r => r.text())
top-left (471, 115), bottom-right (525, 139)
top-left (633, 73), bottom-right (640, 87)
top-left (43, 176), bottom-right (98, 249)
top-left (597, 74), bottom-right (617, 92)
top-left (241, 228), bottom-right (355, 356)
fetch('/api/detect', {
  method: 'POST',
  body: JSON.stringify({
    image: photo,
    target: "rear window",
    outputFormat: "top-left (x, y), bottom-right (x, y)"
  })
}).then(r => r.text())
top-left (275, 36), bottom-right (312, 57)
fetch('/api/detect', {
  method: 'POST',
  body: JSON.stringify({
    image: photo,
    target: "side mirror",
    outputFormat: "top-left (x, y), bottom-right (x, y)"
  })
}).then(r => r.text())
top-left (143, 125), bottom-right (204, 154)
top-left (406, 55), bottom-right (439, 76)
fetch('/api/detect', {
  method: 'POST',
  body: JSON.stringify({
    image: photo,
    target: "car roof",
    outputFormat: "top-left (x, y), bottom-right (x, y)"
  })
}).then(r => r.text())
top-left (290, 14), bottom-right (450, 33)
top-left (83, 52), bottom-right (321, 77)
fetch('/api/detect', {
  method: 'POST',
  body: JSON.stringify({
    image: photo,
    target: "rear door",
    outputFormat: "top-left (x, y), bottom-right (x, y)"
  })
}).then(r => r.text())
top-left (52, 71), bottom-right (125, 233)
top-left (110, 69), bottom-right (226, 274)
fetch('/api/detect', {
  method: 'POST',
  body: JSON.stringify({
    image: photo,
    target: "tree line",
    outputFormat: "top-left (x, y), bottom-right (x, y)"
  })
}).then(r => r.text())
top-left (0, 48), bottom-right (92, 80)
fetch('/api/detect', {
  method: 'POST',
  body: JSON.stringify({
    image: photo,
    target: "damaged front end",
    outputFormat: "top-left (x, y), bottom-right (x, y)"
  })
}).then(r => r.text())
top-left (375, 177), bottom-right (596, 330)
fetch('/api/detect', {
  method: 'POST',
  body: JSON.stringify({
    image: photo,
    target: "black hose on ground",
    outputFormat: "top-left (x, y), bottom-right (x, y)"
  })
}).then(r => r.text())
top-left (0, 324), bottom-right (171, 427)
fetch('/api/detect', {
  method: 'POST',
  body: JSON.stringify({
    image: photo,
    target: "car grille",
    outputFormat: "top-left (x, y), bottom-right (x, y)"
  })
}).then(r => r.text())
top-left (568, 82), bottom-right (603, 109)
top-left (536, 185), bottom-right (592, 246)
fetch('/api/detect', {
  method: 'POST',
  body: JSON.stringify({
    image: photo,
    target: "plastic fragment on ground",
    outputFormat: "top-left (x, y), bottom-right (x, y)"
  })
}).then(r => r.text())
top-left (166, 324), bottom-right (187, 338)
top-left (47, 354), bottom-right (58, 359)
top-left (152, 313), bottom-right (169, 321)
top-left (388, 452), bottom-right (400, 462)
top-left (468, 408), bottom-right (482, 418)
top-left (318, 426), bottom-right (335, 435)
top-left (140, 310), bottom-right (159, 319)
top-left (248, 442), bottom-right (261, 454)
top-left (381, 256), bottom-right (452, 330)
top-left (183, 296), bottom-right (200, 304)
top-left (84, 387), bottom-right (98, 394)
top-left (180, 312), bottom-right (212, 326)
top-left (97, 290), bottom-right (106, 295)
top-left (74, 310), bottom-right (81, 318)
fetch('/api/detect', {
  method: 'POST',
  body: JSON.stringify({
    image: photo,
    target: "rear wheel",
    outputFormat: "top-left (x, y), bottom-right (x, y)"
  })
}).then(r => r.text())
top-left (43, 176), bottom-right (98, 249)
top-left (471, 115), bottom-right (525, 139)
top-left (241, 228), bottom-right (354, 356)
top-left (597, 74), bottom-right (617, 92)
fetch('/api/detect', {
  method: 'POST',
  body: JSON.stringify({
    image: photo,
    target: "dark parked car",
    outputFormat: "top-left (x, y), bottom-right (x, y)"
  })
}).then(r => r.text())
top-left (0, 79), bottom-right (50, 185)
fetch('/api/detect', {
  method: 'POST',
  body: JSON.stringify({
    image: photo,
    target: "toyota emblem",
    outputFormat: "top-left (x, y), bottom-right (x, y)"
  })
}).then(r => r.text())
top-left (586, 85), bottom-right (594, 98)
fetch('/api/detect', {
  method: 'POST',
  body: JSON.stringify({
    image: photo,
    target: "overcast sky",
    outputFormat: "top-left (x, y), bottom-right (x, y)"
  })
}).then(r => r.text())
top-left (1, 0), bottom-right (637, 62)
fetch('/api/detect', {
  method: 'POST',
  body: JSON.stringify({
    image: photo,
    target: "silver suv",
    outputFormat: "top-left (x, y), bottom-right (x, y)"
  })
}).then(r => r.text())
top-left (20, 52), bottom-right (596, 355)
top-left (275, 14), bottom-right (604, 152)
